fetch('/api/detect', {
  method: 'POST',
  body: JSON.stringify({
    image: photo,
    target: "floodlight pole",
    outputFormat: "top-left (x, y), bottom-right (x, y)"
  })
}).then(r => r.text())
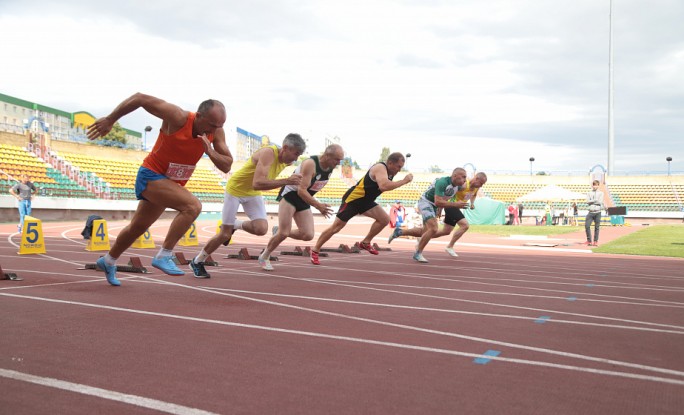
top-left (607, 0), bottom-right (615, 176)
top-left (667, 157), bottom-right (672, 176)
top-left (529, 157), bottom-right (535, 176)
top-left (143, 125), bottom-right (152, 151)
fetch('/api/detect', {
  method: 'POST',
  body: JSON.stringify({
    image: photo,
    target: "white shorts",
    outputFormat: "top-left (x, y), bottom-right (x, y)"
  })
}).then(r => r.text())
top-left (221, 193), bottom-right (267, 225)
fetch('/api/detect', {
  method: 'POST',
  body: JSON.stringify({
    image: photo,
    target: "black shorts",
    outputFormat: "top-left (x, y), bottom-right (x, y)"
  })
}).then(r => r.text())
top-left (281, 192), bottom-right (311, 212)
top-left (443, 207), bottom-right (465, 227)
top-left (336, 198), bottom-right (377, 222)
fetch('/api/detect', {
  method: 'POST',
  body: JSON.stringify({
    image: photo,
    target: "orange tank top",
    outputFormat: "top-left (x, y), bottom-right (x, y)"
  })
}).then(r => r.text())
top-left (141, 112), bottom-right (213, 186)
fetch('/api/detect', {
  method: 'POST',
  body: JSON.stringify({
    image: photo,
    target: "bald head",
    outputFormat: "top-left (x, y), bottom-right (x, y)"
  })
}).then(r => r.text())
top-left (321, 144), bottom-right (345, 169)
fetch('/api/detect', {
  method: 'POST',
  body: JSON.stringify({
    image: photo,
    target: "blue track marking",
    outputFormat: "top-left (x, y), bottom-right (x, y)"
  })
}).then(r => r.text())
top-left (473, 350), bottom-right (501, 365)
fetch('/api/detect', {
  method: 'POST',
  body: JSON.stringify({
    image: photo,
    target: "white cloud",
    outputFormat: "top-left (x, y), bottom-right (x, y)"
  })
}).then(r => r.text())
top-left (1, 1), bottom-right (683, 174)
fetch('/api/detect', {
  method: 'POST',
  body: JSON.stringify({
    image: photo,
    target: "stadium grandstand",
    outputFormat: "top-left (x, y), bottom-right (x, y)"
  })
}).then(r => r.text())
top-left (1, 92), bottom-right (683, 225)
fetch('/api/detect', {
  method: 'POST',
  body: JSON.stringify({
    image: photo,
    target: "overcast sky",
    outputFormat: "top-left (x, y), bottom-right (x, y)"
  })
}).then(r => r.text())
top-left (1, 0), bottom-right (682, 174)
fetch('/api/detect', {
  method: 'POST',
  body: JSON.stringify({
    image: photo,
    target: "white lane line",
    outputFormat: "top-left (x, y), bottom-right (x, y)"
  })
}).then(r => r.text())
top-left (5, 266), bottom-right (682, 335)
top-left (200, 287), bottom-right (684, 335)
top-left (2, 292), bottom-right (683, 386)
top-left (183, 264), bottom-right (684, 333)
top-left (0, 368), bottom-right (217, 415)
top-left (307, 277), bottom-right (684, 308)
top-left (336, 233), bottom-right (593, 253)
top-left (287, 259), bottom-right (684, 296)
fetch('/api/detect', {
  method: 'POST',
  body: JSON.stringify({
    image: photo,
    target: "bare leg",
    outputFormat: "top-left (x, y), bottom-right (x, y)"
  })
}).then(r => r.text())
top-left (109, 200), bottom-right (166, 258)
top-left (141, 179), bottom-right (202, 251)
top-left (288, 209), bottom-right (315, 241)
top-left (313, 218), bottom-right (347, 252)
top-left (416, 218), bottom-right (440, 253)
top-left (109, 179), bottom-right (200, 257)
top-left (399, 226), bottom-right (423, 238)
top-left (360, 205), bottom-right (390, 244)
top-left (264, 201), bottom-right (297, 254)
top-left (241, 218), bottom-right (268, 236)
top-left (202, 225), bottom-right (235, 256)
top-left (446, 219), bottom-right (469, 249)
top-left (399, 223), bottom-right (452, 240)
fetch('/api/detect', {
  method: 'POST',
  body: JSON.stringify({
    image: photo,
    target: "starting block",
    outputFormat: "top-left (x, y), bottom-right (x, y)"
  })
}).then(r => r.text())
top-left (205, 255), bottom-right (219, 266)
top-left (173, 252), bottom-right (190, 265)
top-left (173, 252), bottom-right (219, 266)
top-left (280, 246), bottom-right (328, 257)
top-left (372, 242), bottom-right (392, 252)
top-left (0, 264), bottom-right (23, 281)
top-left (351, 241), bottom-right (391, 252)
top-left (226, 247), bottom-right (278, 261)
top-left (321, 243), bottom-right (359, 254)
top-left (80, 257), bottom-right (150, 274)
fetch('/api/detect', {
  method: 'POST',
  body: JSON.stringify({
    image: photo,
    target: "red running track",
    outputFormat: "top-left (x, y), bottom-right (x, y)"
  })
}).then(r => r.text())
top-left (1, 218), bottom-right (683, 414)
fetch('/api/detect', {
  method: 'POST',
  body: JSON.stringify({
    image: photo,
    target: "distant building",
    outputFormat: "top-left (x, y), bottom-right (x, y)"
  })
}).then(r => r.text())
top-left (235, 127), bottom-right (267, 161)
top-left (0, 92), bottom-right (141, 149)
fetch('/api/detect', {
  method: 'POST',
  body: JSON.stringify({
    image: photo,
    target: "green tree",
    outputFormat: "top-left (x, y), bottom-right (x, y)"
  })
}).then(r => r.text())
top-left (429, 165), bottom-right (443, 173)
top-left (378, 147), bottom-right (390, 162)
top-left (102, 122), bottom-right (127, 145)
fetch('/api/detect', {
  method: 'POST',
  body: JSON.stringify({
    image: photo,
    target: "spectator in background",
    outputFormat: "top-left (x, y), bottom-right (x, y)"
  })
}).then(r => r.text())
top-left (9, 174), bottom-right (37, 233)
top-left (518, 203), bottom-right (524, 224)
top-left (572, 202), bottom-right (579, 226)
top-left (389, 200), bottom-right (407, 229)
top-left (514, 203), bottom-right (520, 225)
top-left (507, 203), bottom-right (515, 225)
top-left (544, 202), bottom-right (552, 226)
top-left (585, 180), bottom-right (605, 246)
top-left (564, 204), bottom-right (571, 225)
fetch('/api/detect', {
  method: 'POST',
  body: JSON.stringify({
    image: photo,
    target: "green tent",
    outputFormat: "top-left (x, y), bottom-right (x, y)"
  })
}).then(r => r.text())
top-left (463, 197), bottom-right (506, 225)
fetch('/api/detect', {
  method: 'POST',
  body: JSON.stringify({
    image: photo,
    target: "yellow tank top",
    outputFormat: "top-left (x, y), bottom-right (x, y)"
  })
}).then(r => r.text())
top-left (454, 179), bottom-right (478, 202)
top-left (225, 145), bottom-right (287, 197)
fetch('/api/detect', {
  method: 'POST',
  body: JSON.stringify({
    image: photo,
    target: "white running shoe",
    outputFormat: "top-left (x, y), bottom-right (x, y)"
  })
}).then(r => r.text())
top-left (444, 247), bottom-right (459, 257)
top-left (413, 251), bottom-right (429, 263)
top-left (258, 255), bottom-right (274, 271)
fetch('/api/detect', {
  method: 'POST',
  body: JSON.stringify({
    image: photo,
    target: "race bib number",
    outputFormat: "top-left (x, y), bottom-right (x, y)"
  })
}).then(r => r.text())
top-left (165, 163), bottom-right (195, 181)
top-left (309, 180), bottom-right (328, 192)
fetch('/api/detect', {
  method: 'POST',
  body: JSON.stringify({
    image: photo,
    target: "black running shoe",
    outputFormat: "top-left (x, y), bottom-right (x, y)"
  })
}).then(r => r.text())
top-left (190, 258), bottom-right (211, 279)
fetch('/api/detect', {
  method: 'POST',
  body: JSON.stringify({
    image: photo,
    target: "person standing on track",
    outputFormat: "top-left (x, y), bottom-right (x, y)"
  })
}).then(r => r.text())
top-left (189, 134), bottom-right (305, 278)
top-left (9, 174), bottom-right (38, 233)
top-left (257, 144), bottom-right (345, 271)
top-left (585, 179), bottom-right (605, 246)
top-left (87, 93), bottom-right (233, 286)
top-left (310, 152), bottom-right (413, 265)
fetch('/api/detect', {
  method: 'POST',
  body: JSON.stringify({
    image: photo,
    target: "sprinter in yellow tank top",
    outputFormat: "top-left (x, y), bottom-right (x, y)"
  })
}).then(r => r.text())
top-left (189, 134), bottom-right (306, 278)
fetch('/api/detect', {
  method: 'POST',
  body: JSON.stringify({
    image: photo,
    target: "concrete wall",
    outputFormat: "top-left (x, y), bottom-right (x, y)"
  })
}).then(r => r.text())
top-left (0, 195), bottom-right (268, 223)
top-left (0, 131), bottom-right (29, 147)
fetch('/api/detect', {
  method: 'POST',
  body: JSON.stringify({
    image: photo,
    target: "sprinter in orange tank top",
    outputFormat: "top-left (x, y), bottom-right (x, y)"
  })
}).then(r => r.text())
top-left (87, 93), bottom-right (233, 286)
